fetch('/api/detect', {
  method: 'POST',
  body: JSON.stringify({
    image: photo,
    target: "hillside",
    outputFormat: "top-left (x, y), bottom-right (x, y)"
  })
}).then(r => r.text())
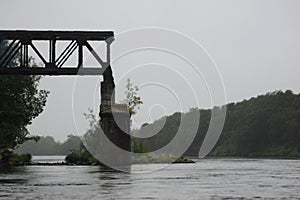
top-left (16, 90), bottom-right (300, 158)
top-left (137, 90), bottom-right (300, 157)
top-left (15, 135), bottom-right (81, 155)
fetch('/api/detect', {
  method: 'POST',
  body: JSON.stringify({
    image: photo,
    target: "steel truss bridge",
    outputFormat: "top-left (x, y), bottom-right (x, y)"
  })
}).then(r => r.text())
top-left (0, 30), bottom-right (114, 75)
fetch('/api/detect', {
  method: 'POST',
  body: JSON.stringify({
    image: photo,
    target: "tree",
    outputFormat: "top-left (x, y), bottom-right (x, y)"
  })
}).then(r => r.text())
top-left (59, 134), bottom-right (82, 155)
top-left (137, 90), bottom-right (300, 157)
top-left (0, 41), bottom-right (49, 165)
top-left (122, 78), bottom-right (143, 116)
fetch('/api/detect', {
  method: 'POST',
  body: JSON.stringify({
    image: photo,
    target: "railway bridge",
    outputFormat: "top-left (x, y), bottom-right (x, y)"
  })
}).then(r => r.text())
top-left (0, 30), bottom-right (131, 166)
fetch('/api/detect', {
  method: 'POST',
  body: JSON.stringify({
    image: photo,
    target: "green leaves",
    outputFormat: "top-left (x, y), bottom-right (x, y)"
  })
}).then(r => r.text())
top-left (0, 41), bottom-right (49, 159)
top-left (121, 78), bottom-right (143, 115)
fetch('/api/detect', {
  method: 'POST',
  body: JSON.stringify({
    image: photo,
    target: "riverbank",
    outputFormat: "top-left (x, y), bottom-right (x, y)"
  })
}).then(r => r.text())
top-left (206, 155), bottom-right (300, 160)
top-left (18, 156), bottom-right (300, 167)
top-left (7, 154), bottom-right (195, 166)
top-left (6, 154), bottom-right (300, 167)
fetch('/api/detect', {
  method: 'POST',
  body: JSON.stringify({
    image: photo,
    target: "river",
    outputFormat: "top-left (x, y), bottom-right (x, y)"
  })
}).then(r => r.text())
top-left (0, 157), bottom-right (299, 199)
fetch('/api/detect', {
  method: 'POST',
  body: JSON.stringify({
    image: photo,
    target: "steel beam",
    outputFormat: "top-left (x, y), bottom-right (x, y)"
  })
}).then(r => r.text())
top-left (0, 30), bottom-right (114, 40)
top-left (0, 30), bottom-right (114, 75)
top-left (0, 67), bottom-right (105, 75)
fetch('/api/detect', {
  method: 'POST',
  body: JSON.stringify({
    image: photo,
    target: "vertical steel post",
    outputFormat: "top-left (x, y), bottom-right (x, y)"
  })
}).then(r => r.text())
top-left (78, 41), bottom-right (83, 68)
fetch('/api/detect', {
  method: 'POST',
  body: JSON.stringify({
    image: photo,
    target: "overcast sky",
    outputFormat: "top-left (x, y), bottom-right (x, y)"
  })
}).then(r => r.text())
top-left (1, 0), bottom-right (300, 141)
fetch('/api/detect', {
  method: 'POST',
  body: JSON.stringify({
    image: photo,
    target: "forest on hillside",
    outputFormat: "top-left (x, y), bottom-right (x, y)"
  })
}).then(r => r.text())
top-left (138, 90), bottom-right (300, 157)
top-left (17, 90), bottom-right (300, 157)
top-left (15, 135), bottom-right (81, 155)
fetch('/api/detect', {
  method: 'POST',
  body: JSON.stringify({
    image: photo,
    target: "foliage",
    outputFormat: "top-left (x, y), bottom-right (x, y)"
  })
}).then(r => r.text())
top-left (65, 132), bottom-right (100, 165)
top-left (65, 150), bottom-right (98, 165)
top-left (64, 110), bottom-right (100, 165)
top-left (121, 78), bottom-right (143, 115)
top-left (15, 135), bottom-right (82, 155)
top-left (10, 153), bottom-right (32, 166)
top-left (0, 41), bottom-right (49, 164)
top-left (16, 90), bottom-right (300, 159)
top-left (137, 90), bottom-right (300, 158)
top-left (82, 109), bottom-right (102, 155)
top-left (173, 156), bottom-right (195, 163)
top-left (131, 138), bottom-right (149, 153)
top-left (132, 153), bottom-right (194, 164)
top-left (208, 90), bottom-right (300, 157)
top-left (60, 134), bottom-right (82, 155)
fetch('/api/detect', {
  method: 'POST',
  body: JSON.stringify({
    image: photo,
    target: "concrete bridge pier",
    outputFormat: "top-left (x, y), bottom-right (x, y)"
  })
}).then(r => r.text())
top-left (99, 65), bottom-right (131, 167)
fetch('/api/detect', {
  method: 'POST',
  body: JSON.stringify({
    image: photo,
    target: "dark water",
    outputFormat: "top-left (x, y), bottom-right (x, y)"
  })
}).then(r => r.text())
top-left (0, 158), bottom-right (299, 199)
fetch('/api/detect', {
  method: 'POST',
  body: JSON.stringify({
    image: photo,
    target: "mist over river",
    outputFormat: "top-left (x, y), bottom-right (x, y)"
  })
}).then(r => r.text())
top-left (0, 157), bottom-right (299, 199)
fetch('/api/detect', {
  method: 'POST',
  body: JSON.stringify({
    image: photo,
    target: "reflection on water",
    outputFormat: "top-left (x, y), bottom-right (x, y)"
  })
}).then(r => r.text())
top-left (0, 158), bottom-right (300, 199)
top-left (31, 155), bottom-right (66, 163)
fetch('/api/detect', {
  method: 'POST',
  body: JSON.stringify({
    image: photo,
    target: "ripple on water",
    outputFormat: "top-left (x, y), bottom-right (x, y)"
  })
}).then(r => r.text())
top-left (0, 179), bottom-right (26, 184)
top-left (28, 183), bottom-right (91, 187)
top-left (0, 158), bottom-right (299, 199)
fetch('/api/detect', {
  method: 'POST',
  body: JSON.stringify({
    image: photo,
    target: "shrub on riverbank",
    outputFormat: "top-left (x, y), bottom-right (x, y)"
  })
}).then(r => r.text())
top-left (65, 151), bottom-right (99, 165)
top-left (132, 154), bottom-right (194, 164)
top-left (65, 150), bottom-right (194, 165)
top-left (10, 153), bottom-right (32, 166)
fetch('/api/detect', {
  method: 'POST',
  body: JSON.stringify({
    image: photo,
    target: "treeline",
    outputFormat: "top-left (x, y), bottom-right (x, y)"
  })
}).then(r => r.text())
top-left (137, 90), bottom-right (300, 157)
top-left (15, 135), bottom-right (81, 155)
top-left (16, 90), bottom-right (300, 157)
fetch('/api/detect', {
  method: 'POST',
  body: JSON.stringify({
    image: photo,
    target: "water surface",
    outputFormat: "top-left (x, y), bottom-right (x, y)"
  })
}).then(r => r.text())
top-left (0, 158), bottom-right (299, 199)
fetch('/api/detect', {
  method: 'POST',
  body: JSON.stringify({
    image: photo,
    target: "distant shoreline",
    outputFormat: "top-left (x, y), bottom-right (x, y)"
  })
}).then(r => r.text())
top-left (29, 155), bottom-right (300, 159)
top-left (16, 155), bottom-right (298, 167)
top-left (205, 156), bottom-right (300, 160)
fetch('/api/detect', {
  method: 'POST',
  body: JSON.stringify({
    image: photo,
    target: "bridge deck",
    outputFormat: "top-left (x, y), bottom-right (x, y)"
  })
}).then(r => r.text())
top-left (0, 30), bottom-right (114, 40)
top-left (0, 30), bottom-right (114, 75)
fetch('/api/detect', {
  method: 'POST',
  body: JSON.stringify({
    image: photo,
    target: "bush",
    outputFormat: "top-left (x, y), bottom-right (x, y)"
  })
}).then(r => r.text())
top-left (65, 150), bottom-right (99, 165)
top-left (132, 153), bottom-right (194, 164)
top-left (10, 153), bottom-right (32, 166)
top-left (132, 139), bottom-right (149, 153)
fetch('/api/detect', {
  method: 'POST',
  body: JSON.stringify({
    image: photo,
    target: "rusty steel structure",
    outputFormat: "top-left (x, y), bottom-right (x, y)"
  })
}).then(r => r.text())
top-left (0, 30), bottom-right (114, 75)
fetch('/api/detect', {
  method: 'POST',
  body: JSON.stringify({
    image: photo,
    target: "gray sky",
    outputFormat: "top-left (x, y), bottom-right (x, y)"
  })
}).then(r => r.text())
top-left (1, 0), bottom-right (300, 142)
